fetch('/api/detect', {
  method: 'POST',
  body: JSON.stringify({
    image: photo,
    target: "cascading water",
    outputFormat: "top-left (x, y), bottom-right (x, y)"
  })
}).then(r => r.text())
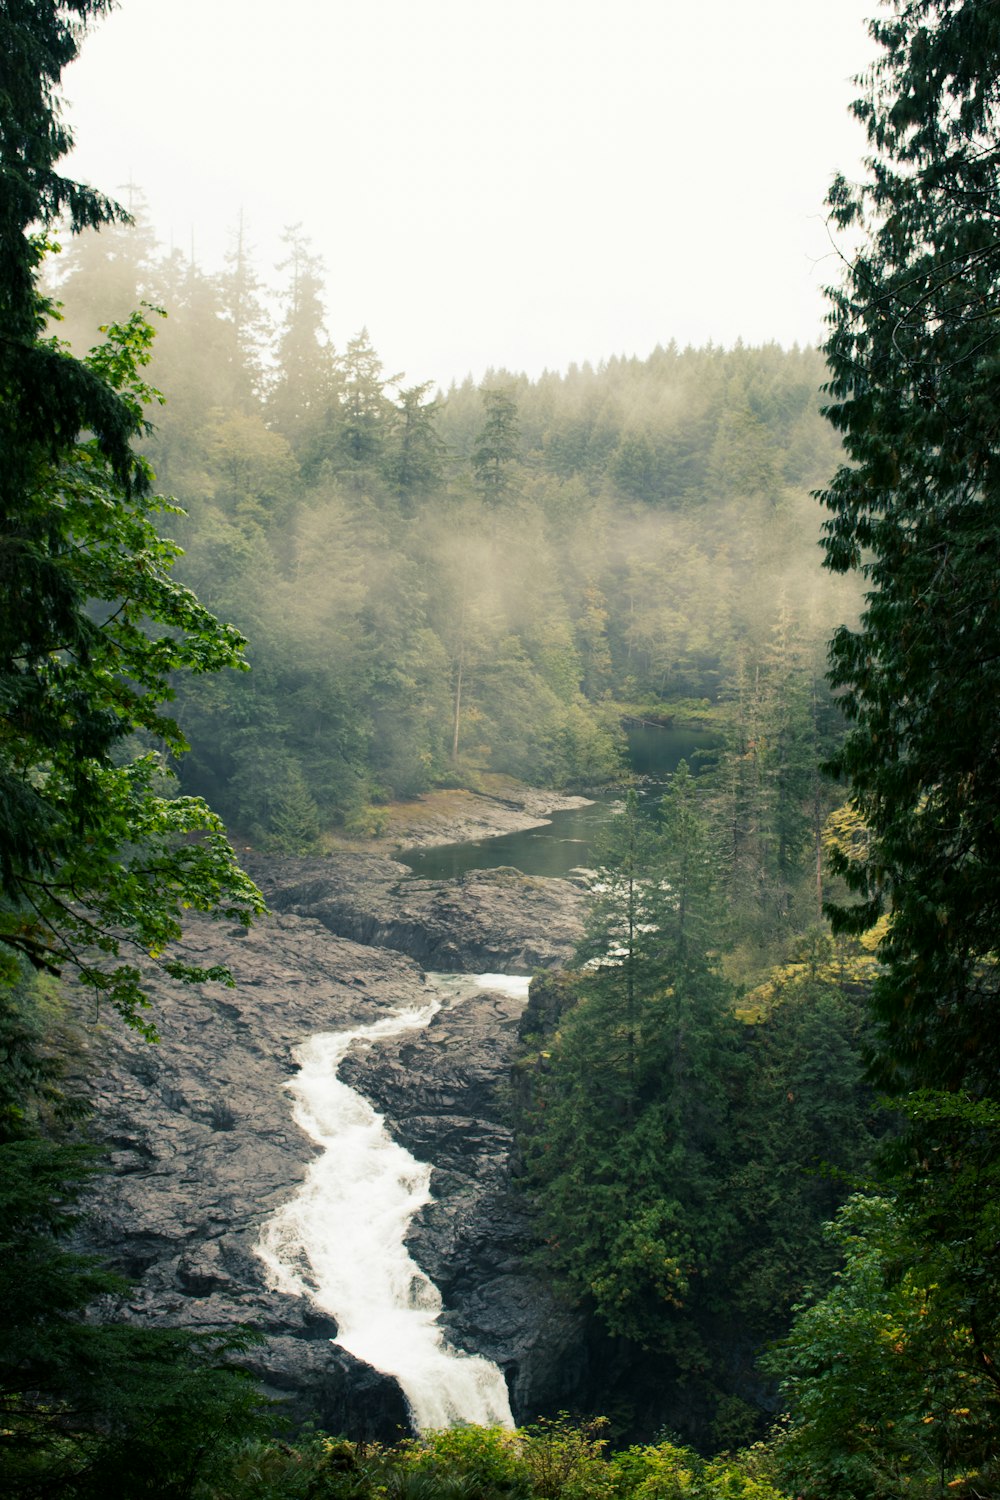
top-left (255, 973), bottom-right (529, 1431)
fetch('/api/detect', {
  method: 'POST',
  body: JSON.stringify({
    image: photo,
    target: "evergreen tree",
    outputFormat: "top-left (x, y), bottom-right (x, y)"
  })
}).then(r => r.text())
top-left (472, 384), bottom-right (521, 503)
top-left (715, 652), bottom-right (776, 947)
top-left (219, 210), bottom-right (272, 408)
top-left (266, 764), bottom-right (322, 853)
top-left (0, 2), bottom-right (263, 1031)
top-left (819, 0), bottom-right (1000, 1093)
top-left (145, 250), bottom-right (254, 482)
top-left (730, 954), bottom-right (879, 1342)
top-left (768, 1190), bottom-right (1000, 1500)
top-left (387, 380), bottom-right (447, 509)
top-left (267, 224), bottom-right (337, 466)
top-left (0, 14), bottom-right (271, 1483)
top-left (47, 188), bottom-right (160, 356)
top-left (521, 786), bottom-right (742, 1358)
top-left (337, 326), bottom-right (396, 477)
top-left (767, 9), bottom-right (1000, 1488)
top-left (574, 580), bottom-right (614, 699)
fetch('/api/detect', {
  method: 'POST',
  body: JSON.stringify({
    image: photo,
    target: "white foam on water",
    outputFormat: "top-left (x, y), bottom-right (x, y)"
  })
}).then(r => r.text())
top-left (473, 973), bottom-right (532, 999)
top-left (256, 976), bottom-right (529, 1431)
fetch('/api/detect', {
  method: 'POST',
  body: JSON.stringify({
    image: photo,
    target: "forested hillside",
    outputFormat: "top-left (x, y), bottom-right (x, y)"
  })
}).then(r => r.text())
top-left (49, 219), bottom-right (853, 859)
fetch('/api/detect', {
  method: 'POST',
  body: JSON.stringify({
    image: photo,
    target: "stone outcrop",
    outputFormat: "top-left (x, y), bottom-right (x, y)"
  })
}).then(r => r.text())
top-left (83, 911), bottom-right (423, 1439)
top-left (80, 849), bottom-right (591, 1436)
top-left (247, 852), bottom-right (587, 972)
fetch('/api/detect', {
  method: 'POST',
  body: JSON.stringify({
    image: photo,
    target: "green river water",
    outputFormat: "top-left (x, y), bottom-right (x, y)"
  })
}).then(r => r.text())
top-left (399, 724), bottom-right (720, 882)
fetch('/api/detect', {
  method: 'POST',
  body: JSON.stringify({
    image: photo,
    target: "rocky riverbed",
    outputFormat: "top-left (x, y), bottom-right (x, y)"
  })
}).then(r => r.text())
top-left (81, 838), bottom-right (590, 1438)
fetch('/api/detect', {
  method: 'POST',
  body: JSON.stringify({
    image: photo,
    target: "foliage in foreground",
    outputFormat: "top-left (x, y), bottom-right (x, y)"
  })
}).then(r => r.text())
top-left (767, 1189), bottom-right (1000, 1500)
top-left (203, 1419), bottom-right (787, 1500)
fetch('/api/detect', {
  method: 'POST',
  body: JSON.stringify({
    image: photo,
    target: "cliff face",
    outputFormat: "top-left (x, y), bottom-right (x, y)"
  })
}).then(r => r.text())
top-left (80, 853), bottom-right (589, 1437)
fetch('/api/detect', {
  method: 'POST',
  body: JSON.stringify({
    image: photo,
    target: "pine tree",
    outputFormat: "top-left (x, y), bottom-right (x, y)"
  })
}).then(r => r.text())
top-left (766, 10), bottom-right (1000, 1485)
top-left (0, 0), bottom-right (262, 1030)
top-left (818, 0), bottom-right (1000, 1093)
top-left (521, 783), bottom-right (741, 1356)
top-left (472, 384), bottom-right (521, 503)
top-left (267, 224), bottom-right (337, 465)
top-left (220, 210), bottom-right (272, 408)
top-left (47, 187), bottom-right (160, 355)
top-left (386, 381), bottom-right (446, 509)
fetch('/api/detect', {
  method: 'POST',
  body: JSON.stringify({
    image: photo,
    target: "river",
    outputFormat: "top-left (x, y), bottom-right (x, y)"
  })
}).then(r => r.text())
top-left (256, 723), bottom-right (717, 1431)
top-left (255, 974), bottom-right (528, 1431)
top-left (399, 722), bottom-right (720, 881)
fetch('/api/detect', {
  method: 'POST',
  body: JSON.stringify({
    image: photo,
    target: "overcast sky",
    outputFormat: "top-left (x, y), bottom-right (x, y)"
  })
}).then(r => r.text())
top-left (63, 0), bottom-right (878, 390)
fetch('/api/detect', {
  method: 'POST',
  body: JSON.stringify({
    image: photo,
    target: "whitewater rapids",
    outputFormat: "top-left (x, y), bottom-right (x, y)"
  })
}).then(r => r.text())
top-left (256, 973), bottom-right (529, 1430)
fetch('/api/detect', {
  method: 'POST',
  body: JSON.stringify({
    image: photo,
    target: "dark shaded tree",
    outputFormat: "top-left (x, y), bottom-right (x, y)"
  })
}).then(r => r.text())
top-left (819, 0), bottom-right (1000, 1094)
top-left (520, 786), bottom-right (742, 1359)
top-left (0, 0), bottom-right (262, 1030)
top-left (768, 11), bottom-right (1000, 1493)
top-left (0, 977), bottom-right (268, 1499)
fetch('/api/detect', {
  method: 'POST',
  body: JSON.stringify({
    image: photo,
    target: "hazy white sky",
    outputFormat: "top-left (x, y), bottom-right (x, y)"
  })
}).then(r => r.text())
top-left (63, 0), bottom-right (878, 389)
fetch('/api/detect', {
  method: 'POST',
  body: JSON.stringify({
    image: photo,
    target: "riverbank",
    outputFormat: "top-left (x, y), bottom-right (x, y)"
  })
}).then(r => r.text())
top-left (340, 777), bottom-right (594, 852)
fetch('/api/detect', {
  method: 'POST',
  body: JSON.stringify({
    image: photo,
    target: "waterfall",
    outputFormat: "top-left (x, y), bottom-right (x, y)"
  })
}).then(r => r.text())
top-left (255, 973), bottom-right (529, 1431)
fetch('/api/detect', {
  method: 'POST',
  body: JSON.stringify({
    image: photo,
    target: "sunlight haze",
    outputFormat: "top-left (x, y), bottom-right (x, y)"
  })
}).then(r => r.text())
top-left (63, 0), bottom-right (878, 388)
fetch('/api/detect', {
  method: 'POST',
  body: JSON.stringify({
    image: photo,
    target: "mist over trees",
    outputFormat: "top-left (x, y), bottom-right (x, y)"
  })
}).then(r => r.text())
top-left (20, 197), bottom-right (875, 1468)
top-left (48, 214), bottom-right (855, 862)
top-left (31, 203), bottom-right (883, 1463)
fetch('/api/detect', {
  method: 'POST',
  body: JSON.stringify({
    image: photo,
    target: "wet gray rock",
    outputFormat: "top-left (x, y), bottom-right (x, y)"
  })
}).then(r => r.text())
top-left (81, 911), bottom-right (423, 1439)
top-left (341, 980), bottom-right (587, 1418)
top-left (248, 852), bottom-right (586, 971)
top-left (80, 853), bottom-right (592, 1437)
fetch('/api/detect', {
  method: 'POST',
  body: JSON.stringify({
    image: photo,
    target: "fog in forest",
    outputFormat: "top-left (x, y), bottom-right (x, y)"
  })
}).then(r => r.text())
top-left (47, 210), bottom-right (858, 892)
top-left (16, 0), bottom-right (1000, 1487)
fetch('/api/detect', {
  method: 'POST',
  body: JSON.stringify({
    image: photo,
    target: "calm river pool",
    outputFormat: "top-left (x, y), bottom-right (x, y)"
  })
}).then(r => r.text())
top-left (399, 723), bottom-right (720, 882)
